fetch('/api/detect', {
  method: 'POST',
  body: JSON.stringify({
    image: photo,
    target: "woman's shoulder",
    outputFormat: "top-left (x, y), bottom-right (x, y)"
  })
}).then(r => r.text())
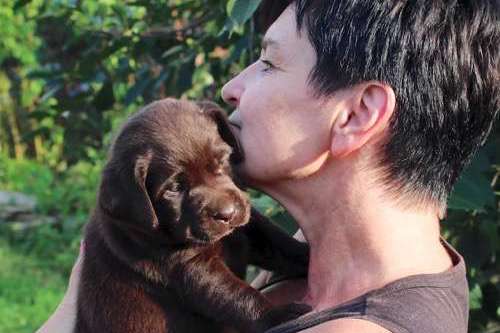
top-left (298, 318), bottom-right (391, 333)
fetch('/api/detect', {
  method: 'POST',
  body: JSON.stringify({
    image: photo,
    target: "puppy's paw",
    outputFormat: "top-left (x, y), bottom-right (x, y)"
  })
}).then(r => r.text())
top-left (255, 302), bottom-right (311, 332)
top-left (279, 241), bottom-right (309, 276)
top-left (289, 242), bottom-right (310, 270)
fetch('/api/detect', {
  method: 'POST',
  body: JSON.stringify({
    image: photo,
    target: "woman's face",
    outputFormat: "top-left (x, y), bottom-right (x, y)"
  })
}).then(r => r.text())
top-left (222, 6), bottom-right (338, 185)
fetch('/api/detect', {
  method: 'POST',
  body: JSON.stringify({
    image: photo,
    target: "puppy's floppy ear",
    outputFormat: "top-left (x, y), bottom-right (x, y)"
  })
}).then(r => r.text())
top-left (197, 101), bottom-right (243, 163)
top-left (99, 150), bottom-right (159, 230)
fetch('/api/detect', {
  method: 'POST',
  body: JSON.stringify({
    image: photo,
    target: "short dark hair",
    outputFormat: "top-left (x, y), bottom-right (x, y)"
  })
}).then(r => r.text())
top-left (292, 0), bottom-right (499, 207)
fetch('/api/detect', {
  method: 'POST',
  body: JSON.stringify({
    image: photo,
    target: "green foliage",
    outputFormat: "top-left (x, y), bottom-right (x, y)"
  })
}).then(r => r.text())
top-left (0, 1), bottom-right (498, 332)
top-left (0, 0), bottom-right (40, 65)
top-left (0, 151), bottom-right (102, 216)
top-left (0, 238), bottom-right (67, 333)
top-left (0, 154), bottom-right (53, 208)
top-left (226, 0), bottom-right (262, 29)
top-left (444, 132), bottom-right (500, 333)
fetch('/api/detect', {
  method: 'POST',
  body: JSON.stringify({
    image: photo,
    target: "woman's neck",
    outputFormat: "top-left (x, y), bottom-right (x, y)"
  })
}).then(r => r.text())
top-left (257, 157), bottom-right (452, 310)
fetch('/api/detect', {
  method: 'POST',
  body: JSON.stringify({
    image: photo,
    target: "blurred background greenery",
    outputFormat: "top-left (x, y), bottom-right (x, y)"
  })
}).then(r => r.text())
top-left (0, 0), bottom-right (498, 332)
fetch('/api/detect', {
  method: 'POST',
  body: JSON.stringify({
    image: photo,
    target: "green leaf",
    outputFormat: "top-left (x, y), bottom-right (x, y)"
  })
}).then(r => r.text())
top-left (251, 195), bottom-right (280, 216)
top-left (448, 151), bottom-right (495, 211)
top-left (93, 81), bottom-right (115, 111)
top-left (174, 56), bottom-right (195, 95)
top-left (152, 70), bottom-right (170, 92)
top-left (479, 219), bottom-right (500, 254)
top-left (161, 45), bottom-right (183, 59)
top-left (13, 0), bottom-right (33, 11)
top-left (457, 224), bottom-right (492, 268)
top-left (124, 66), bottom-right (152, 105)
top-left (124, 79), bottom-right (151, 106)
top-left (469, 284), bottom-right (483, 310)
top-left (39, 84), bottom-right (63, 103)
top-left (226, 0), bottom-right (261, 26)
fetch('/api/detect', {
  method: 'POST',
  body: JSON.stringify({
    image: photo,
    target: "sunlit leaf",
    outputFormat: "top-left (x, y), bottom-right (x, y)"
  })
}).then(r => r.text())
top-left (161, 45), bottom-right (183, 59)
top-left (226, 0), bottom-right (261, 26)
top-left (251, 195), bottom-right (279, 216)
top-left (470, 284), bottom-right (483, 310)
top-left (39, 84), bottom-right (63, 104)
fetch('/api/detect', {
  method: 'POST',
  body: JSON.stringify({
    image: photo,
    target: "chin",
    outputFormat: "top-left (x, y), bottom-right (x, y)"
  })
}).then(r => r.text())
top-left (236, 167), bottom-right (280, 191)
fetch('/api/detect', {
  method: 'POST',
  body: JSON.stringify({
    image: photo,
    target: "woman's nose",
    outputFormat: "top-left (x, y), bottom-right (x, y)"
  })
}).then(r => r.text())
top-left (221, 75), bottom-right (244, 108)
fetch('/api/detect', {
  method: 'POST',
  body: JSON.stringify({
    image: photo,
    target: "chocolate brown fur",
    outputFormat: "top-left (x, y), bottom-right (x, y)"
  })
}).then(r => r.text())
top-left (75, 99), bottom-right (309, 333)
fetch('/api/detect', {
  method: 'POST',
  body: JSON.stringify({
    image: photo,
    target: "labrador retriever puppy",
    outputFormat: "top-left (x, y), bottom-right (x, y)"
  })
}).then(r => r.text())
top-left (75, 98), bottom-right (310, 333)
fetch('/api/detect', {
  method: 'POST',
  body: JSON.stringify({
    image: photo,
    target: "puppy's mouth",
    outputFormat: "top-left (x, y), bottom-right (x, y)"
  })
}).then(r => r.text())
top-left (228, 122), bottom-right (245, 164)
top-left (190, 229), bottom-right (231, 245)
top-left (187, 221), bottom-right (237, 245)
top-left (187, 204), bottom-right (250, 245)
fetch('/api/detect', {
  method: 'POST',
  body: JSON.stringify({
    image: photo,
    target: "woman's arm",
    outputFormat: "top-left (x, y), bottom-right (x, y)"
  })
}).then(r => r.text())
top-left (36, 246), bottom-right (82, 333)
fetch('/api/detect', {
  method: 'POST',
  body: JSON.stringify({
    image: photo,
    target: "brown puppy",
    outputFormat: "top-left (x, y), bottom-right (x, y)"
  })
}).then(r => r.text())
top-left (75, 99), bottom-right (310, 333)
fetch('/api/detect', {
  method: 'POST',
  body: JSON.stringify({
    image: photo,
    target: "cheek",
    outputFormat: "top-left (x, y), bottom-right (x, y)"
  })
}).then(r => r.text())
top-left (235, 71), bottom-right (332, 178)
top-left (239, 111), bottom-right (333, 180)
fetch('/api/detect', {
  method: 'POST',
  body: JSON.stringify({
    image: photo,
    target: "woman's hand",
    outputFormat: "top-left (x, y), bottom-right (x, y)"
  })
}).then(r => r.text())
top-left (36, 243), bottom-right (83, 333)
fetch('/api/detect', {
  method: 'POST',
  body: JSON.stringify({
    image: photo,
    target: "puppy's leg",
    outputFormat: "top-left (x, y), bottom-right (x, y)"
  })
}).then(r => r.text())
top-left (243, 208), bottom-right (309, 277)
top-left (169, 253), bottom-right (308, 333)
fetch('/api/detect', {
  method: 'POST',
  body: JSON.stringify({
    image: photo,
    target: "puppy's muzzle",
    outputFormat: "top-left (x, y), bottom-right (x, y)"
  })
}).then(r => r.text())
top-left (207, 200), bottom-right (236, 224)
top-left (189, 187), bottom-right (249, 227)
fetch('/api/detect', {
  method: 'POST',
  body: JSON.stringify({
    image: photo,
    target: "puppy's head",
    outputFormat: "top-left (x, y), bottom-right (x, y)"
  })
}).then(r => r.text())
top-left (99, 98), bottom-right (250, 246)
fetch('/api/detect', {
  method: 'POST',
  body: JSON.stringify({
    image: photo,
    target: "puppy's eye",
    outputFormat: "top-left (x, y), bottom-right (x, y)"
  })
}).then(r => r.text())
top-left (160, 181), bottom-right (179, 198)
top-left (162, 189), bottom-right (178, 200)
top-left (176, 172), bottom-right (189, 189)
top-left (160, 173), bottom-right (186, 196)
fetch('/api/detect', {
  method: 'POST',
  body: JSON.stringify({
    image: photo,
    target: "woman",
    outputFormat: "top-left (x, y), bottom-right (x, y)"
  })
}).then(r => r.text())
top-left (39, 1), bottom-right (499, 332)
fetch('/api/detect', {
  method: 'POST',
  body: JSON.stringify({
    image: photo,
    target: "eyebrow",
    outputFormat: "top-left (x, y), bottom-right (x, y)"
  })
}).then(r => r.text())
top-left (261, 37), bottom-right (280, 50)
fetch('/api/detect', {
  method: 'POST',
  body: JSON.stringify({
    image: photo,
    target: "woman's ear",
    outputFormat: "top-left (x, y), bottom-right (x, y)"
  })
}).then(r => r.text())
top-left (330, 83), bottom-right (396, 157)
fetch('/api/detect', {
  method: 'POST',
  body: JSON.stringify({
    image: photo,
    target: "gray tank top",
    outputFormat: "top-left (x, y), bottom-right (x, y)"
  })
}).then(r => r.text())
top-left (264, 240), bottom-right (469, 333)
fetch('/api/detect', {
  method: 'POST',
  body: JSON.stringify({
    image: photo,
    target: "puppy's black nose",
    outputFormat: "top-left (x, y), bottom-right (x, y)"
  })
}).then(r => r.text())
top-left (212, 204), bottom-right (236, 223)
